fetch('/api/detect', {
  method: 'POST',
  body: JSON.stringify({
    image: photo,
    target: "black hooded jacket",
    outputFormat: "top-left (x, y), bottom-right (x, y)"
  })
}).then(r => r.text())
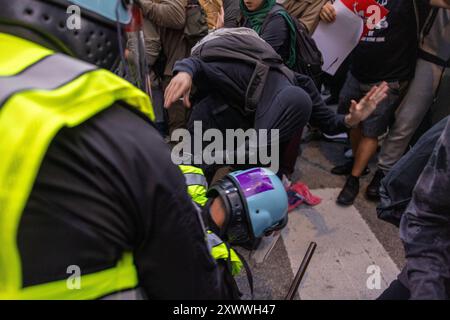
top-left (400, 116), bottom-right (450, 299)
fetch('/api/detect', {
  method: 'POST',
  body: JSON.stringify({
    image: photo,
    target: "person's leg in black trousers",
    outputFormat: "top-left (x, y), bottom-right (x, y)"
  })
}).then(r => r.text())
top-left (184, 85), bottom-right (312, 181)
top-left (254, 85), bottom-right (312, 177)
top-left (184, 94), bottom-right (251, 182)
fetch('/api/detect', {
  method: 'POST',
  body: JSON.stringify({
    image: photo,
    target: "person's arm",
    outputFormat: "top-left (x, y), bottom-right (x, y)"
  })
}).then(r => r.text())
top-left (172, 56), bottom-right (205, 79)
top-left (430, 0), bottom-right (450, 8)
top-left (139, 0), bottom-right (187, 30)
top-left (298, 0), bottom-right (328, 34)
top-left (164, 57), bottom-right (207, 108)
top-left (259, 14), bottom-right (290, 53)
top-left (130, 120), bottom-right (224, 299)
top-left (167, 58), bottom-right (248, 108)
top-left (296, 74), bottom-right (388, 135)
top-left (127, 19), bottom-right (161, 67)
top-left (295, 74), bottom-right (346, 134)
top-left (223, 0), bottom-right (241, 28)
top-left (142, 19), bottom-right (161, 67)
top-left (137, 167), bottom-right (224, 299)
top-left (400, 119), bottom-right (450, 299)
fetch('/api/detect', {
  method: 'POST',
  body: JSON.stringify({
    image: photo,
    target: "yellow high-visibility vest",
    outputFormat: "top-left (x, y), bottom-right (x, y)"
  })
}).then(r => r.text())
top-left (179, 165), bottom-right (209, 206)
top-left (206, 231), bottom-right (243, 276)
top-left (0, 32), bottom-right (154, 300)
top-left (179, 165), bottom-right (242, 275)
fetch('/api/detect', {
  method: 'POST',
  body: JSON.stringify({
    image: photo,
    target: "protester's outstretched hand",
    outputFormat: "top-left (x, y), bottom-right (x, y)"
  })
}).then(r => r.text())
top-left (164, 72), bottom-right (193, 108)
top-left (344, 82), bottom-right (389, 128)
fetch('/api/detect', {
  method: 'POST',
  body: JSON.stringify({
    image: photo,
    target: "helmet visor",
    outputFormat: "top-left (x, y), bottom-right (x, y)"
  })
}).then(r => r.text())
top-left (234, 168), bottom-right (275, 198)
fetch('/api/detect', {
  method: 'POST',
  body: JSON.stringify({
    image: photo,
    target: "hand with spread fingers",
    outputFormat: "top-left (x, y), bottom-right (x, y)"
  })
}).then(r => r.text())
top-left (164, 72), bottom-right (193, 108)
top-left (344, 82), bottom-right (389, 128)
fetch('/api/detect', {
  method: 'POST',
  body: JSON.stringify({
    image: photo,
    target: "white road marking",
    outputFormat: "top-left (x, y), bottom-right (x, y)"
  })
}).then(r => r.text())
top-left (281, 188), bottom-right (400, 300)
top-left (251, 233), bottom-right (281, 264)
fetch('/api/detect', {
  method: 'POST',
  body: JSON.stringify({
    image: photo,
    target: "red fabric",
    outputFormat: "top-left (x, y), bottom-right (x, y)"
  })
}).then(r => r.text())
top-left (340, 0), bottom-right (389, 37)
top-left (287, 182), bottom-right (321, 212)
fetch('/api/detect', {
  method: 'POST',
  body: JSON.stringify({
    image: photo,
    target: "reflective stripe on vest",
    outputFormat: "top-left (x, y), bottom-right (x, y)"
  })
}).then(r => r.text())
top-left (184, 173), bottom-right (208, 189)
top-left (101, 287), bottom-right (146, 300)
top-left (16, 253), bottom-right (138, 300)
top-left (0, 33), bottom-right (153, 299)
top-left (0, 54), bottom-right (95, 107)
top-left (179, 165), bottom-right (208, 206)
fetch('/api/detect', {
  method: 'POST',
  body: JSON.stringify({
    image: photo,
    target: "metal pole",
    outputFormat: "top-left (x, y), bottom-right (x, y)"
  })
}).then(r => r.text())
top-left (285, 242), bottom-right (317, 300)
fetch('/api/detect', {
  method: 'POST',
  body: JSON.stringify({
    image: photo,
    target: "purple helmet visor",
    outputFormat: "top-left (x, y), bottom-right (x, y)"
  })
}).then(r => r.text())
top-left (234, 168), bottom-right (274, 198)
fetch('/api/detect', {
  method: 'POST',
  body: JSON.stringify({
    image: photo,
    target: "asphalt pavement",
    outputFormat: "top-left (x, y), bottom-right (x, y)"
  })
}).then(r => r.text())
top-left (235, 125), bottom-right (405, 300)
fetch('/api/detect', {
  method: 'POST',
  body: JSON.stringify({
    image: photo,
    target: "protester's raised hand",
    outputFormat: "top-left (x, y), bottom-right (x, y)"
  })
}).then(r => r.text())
top-left (320, 1), bottom-right (337, 23)
top-left (164, 72), bottom-right (193, 108)
top-left (345, 82), bottom-right (389, 128)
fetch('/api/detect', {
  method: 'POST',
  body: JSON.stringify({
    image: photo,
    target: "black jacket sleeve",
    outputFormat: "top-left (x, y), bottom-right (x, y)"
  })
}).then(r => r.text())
top-left (173, 56), bottom-right (204, 79)
top-left (294, 74), bottom-right (347, 135)
top-left (174, 57), bottom-right (251, 105)
top-left (399, 117), bottom-right (450, 300)
top-left (123, 109), bottom-right (224, 299)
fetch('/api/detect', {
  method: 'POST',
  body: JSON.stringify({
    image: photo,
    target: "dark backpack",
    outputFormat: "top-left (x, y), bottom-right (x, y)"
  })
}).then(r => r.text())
top-left (191, 28), bottom-right (298, 114)
top-left (377, 116), bottom-right (449, 227)
top-left (191, 28), bottom-right (323, 115)
top-left (261, 5), bottom-right (323, 88)
top-left (184, 0), bottom-right (209, 47)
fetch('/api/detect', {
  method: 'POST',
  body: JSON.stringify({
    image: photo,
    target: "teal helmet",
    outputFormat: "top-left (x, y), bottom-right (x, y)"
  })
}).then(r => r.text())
top-left (208, 168), bottom-right (288, 248)
top-left (0, 0), bottom-right (133, 69)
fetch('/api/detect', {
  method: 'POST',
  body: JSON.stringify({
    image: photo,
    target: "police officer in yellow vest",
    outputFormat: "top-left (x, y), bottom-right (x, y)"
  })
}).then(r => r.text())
top-left (0, 0), bottom-right (243, 300)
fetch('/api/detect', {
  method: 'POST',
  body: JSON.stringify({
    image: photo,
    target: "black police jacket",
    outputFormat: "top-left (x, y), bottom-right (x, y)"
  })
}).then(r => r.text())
top-left (18, 103), bottom-right (226, 299)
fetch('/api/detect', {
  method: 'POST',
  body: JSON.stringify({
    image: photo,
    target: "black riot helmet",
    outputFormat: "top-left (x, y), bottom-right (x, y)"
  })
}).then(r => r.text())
top-left (0, 0), bottom-right (131, 70)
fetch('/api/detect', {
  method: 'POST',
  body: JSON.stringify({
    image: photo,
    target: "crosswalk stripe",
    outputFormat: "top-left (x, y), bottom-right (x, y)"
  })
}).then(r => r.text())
top-left (281, 188), bottom-right (400, 300)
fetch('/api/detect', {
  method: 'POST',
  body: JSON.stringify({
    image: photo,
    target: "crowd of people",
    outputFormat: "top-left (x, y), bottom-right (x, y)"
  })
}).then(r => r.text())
top-left (0, 0), bottom-right (449, 300)
top-left (132, 0), bottom-right (450, 299)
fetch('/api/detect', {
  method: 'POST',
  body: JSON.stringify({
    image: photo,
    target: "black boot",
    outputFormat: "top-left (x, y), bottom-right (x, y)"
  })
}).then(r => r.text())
top-left (366, 169), bottom-right (385, 200)
top-left (331, 160), bottom-right (370, 176)
top-left (337, 175), bottom-right (360, 206)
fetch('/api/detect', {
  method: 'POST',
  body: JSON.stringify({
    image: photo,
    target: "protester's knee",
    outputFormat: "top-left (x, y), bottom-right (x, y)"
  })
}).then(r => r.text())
top-left (278, 86), bottom-right (312, 126)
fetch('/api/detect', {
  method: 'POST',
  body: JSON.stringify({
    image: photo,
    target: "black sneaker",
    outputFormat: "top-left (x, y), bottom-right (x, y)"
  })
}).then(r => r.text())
top-left (331, 160), bottom-right (370, 176)
top-left (366, 169), bottom-right (385, 200)
top-left (337, 175), bottom-right (360, 206)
